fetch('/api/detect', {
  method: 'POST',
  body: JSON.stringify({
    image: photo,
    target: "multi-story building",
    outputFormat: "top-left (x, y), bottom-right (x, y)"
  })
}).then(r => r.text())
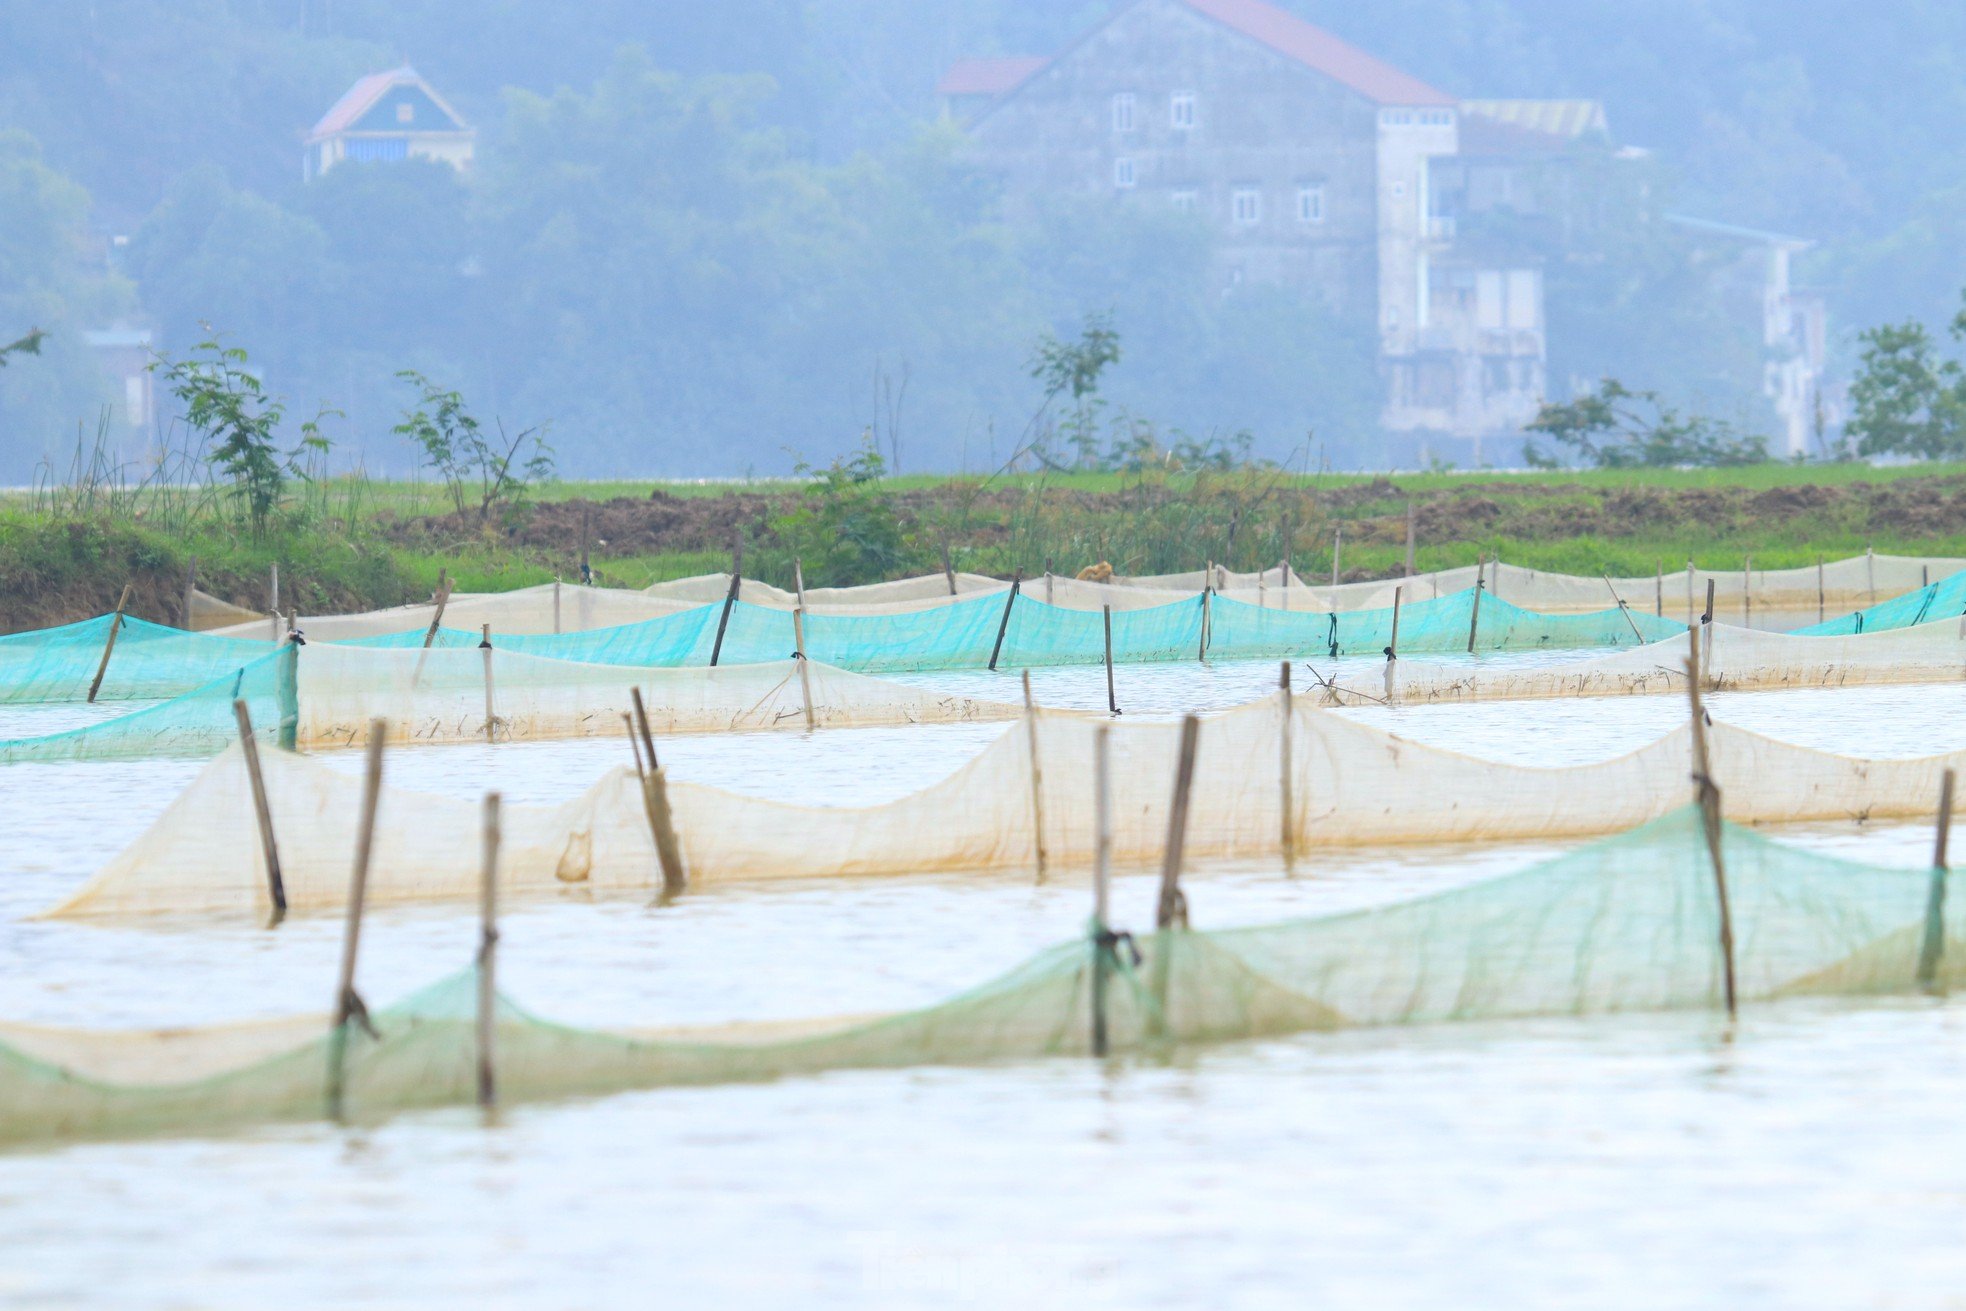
top-left (937, 0), bottom-right (1611, 447)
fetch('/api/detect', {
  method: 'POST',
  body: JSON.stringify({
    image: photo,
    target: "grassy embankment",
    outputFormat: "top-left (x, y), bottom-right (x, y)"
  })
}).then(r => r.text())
top-left (3, 461), bottom-right (1965, 631)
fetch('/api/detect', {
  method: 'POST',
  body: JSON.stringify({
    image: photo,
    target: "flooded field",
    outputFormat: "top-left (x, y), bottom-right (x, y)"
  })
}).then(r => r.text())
top-left (1, 657), bottom-right (1962, 1307)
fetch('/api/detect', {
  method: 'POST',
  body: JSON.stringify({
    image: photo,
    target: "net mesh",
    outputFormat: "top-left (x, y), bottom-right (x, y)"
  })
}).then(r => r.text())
top-left (1797, 568), bottom-right (1966, 636)
top-left (0, 646), bottom-right (296, 764)
top-left (56, 693), bottom-right (1966, 918)
top-left (7, 808), bottom-right (1961, 1146)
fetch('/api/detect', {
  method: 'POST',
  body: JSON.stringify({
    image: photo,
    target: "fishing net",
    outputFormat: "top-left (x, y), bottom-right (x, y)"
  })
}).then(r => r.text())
top-left (208, 582), bottom-right (703, 642)
top-left (1320, 614), bottom-right (1966, 705)
top-left (0, 615), bottom-right (274, 704)
top-left (293, 645), bottom-right (1019, 748)
top-left (1796, 568), bottom-right (1966, 636)
top-left (57, 691), bottom-right (1966, 918)
top-left (9, 808), bottom-right (1962, 1147)
top-left (0, 646), bottom-right (296, 765)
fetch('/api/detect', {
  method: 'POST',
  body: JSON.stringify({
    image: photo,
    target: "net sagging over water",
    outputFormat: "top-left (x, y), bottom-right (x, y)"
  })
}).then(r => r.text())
top-left (1319, 614), bottom-right (1966, 706)
top-left (0, 647), bottom-right (297, 764)
top-left (1796, 568), bottom-right (1966, 636)
top-left (0, 616), bottom-right (275, 704)
top-left (55, 693), bottom-right (1966, 917)
top-left (7, 808), bottom-right (1963, 1148)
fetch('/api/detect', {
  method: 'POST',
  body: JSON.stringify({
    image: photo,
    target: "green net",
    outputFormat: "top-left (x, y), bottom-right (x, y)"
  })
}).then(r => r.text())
top-left (0, 615), bottom-right (279, 704)
top-left (352, 587), bottom-right (1676, 672)
top-left (1797, 569), bottom-right (1966, 636)
top-left (0, 645), bottom-right (296, 764)
top-left (5, 807), bottom-right (1958, 1147)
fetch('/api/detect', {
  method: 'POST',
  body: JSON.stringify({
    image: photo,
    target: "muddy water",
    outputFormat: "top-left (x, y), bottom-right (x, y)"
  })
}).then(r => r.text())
top-left (1, 660), bottom-right (1964, 1307)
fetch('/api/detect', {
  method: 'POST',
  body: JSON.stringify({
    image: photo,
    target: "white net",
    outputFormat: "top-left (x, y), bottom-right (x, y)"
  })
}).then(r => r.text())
top-left (55, 693), bottom-right (1965, 918)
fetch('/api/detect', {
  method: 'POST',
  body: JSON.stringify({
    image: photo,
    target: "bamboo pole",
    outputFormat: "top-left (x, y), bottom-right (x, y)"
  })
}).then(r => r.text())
top-left (232, 698), bottom-right (287, 924)
top-left (1918, 769), bottom-right (1956, 992)
top-left (792, 607), bottom-right (815, 730)
top-left (623, 712), bottom-right (646, 778)
top-left (1021, 671), bottom-right (1048, 883)
top-left (1604, 574), bottom-right (1644, 643)
top-left (1045, 557), bottom-right (1054, 606)
top-left (1156, 714), bottom-right (1201, 931)
top-left (477, 792), bottom-right (501, 1108)
top-left (1090, 722), bottom-right (1113, 1057)
top-left (1684, 630), bottom-right (1737, 1019)
top-left (1279, 662), bottom-right (1295, 875)
top-left (630, 688), bottom-right (687, 902)
top-left (1743, 555), bottom-right (1752, 629)
top-left (479, 624), bottom-right (496, 743)
top-left (1384, 585), bottom-right (1401, 701)
top-left (87, 583), bottom-right (133, 704)
top-left (1655, 562), bottom-right (1663, 618)
top-left (793, 558), bottom-right (807, 609)
top-left (327, 718), bottom-right (387, 1119)
top-left (1817, 555), bottom-right (1826, 625)
top-left (579, 504), bottom-right (592, 584)
top-left (941, 539), bottom-right (957, 595)
top-left (987, 572), bottom-right (1023, 671)
top-left (1466, 555), bottom-right (1485, 654)
top-left (709, 533), bottom-right (743, 667)
top-left (1867, 544), bottom-right (1877, 605)
top-left (1198, 588), bottom-right (1211, 661)
top-left (183, 556), bottom-right (198, 630)
top-left (269, 564), bottom-right (281, 640)
top-left (420, 573), bottom-right (452, 649)
top-left (1701, 577), bottom-right (1715, 627)
top-left (553, 578), bottom-right (562, 635)
top-left (1404, 501), bottom-right (1416, 577)
top-left (1103, 604), bottom-right (1119, 715)
top-left (1330, 528), bottom-right (1342, 590)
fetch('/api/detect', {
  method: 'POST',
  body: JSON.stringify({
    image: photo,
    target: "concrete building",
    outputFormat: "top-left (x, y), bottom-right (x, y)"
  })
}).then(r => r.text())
top-left (937, 0), bottom-right (1610, 448)
top-left (304, 66), bottom-right (475, 182)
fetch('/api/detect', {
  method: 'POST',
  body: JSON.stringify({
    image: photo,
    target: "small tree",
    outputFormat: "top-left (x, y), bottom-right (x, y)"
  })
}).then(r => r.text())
top-left (770, 441), bottom-right (914, 584)
top-left (1029, 313), bottom-right (1122, 467)
top-left (1845, 319), bottom-right (1966, 459)
top-left (156, 337), bottom-right (330, 538)
top-left (394, 371), bottom-right (554, 522)
top-left (1525, 379), bottom-right (1768, 468)
top-left (0, 328), bottom-right (45, 367)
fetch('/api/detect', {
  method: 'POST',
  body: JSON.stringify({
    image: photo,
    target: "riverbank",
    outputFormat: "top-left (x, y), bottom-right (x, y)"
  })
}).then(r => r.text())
top-left (4, 462), bottom-right (1964, 631)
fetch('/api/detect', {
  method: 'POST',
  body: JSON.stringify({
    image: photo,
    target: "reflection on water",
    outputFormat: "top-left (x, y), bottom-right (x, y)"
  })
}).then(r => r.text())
top-left (1, 661), bottom-right (1963, 1307)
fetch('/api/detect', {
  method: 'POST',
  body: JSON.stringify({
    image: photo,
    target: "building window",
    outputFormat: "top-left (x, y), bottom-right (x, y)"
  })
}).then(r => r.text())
top-left (1380, 109), bottom-right (1414, 126)
top-left (1231, 188), bottom-right (1261, 226)
top-left (1296, 185), bottom-right (1324, 223)
top-left (1170, 92), bottom-right (1195, 130)
top-left (1417, 109), bottom-right (1454, 127)
top-left (1506, 269), bottom-right (1540, 329)
top-left (396, 102), bottom-right (416, 124)
top-left (1170, 189), bottom-right (1198, 213)
top-left (1114, 157), bottom-right (1136, 189)
top-left (1112, 93), bottom-right (1135, 133)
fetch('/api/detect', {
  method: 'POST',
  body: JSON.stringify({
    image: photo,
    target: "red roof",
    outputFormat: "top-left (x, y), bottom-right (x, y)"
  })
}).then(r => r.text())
top-left (1182, 0), bottom-right (1454, 106)
top-left (936, 56), bottom-right (1049, 98)
top-left (308, 65), bottom-right (470, 142)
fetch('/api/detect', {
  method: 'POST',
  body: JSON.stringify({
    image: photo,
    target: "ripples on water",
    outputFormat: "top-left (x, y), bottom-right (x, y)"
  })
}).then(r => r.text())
top-left (2, 656), bottom-right (1965, 1307)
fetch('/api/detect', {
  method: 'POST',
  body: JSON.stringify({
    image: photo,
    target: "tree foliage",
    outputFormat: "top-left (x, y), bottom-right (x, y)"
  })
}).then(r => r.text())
top-left (156, 338), bottom-right (332, 538)
top-left (1525, 379), bottom-right (1770, 469)
top-left (1844, 313), bottom-right (1966, 459)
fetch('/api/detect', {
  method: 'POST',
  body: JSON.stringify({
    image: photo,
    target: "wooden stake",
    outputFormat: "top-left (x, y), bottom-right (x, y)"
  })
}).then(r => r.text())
top-left (987, 572), bottom-right (1023, 671)
top-left (232, 698), bottom-right (287, 924)
top-left (709, 533), bottom-right (743, 666)
top-left (1655, 562), bottom-right (1663, 618)
top-left (183, 556), bottom-right (198, 630)
top-left (1090, 723), bottom-right (1113, 1057)
top-left (1604, 574), bottom-right (1644, 643)
top-left (477, 792), bottom-right (501, 1108)
top-left (579, 504), bottom-right (592, 584)
top-left (940, 539), bottom-right (957, 595)
top-left (1388, 584), bottom-right (1403, 658)
top-left (1198, 588), bottom-right (1211, 661)
top-left (1044, 557), bottom-right (1054, 606)
top-left (1021, 671), bottom-right (1048, 883)
top-left (1918, 769), bottom-right (1955, 992)
top-left (553, 578), bottom-right (562, 635)
top-left (1817, 555), bottom-right (1826, 625)
top-left (623, 712), bottom-right (646, 778)
top-left (792, 607), bottom-right (815, 731)
top-left (1156, 714), bottom-right (1201, 930)
top-left (793, 557), bottom-right (807, 609)
top-left (327, 718), bottom-right (387, 1119)
top-left (1701, 577), bottom-right (1715, 627)
top-left (479, 624), bottom-right (497, 743)
top-left (1279, 662), bottom-right (1296, 875)
top-left (1330, 528), bottom-right (1342, 590)
top-left (87, 583), bottom-right (133, 704)
top-left (630, 688), bottom-right (687, 902)
top-left (1684, 633), bottom-right (1737, 1019)
top-left (1743, 555), bottom-right (1752, 628)
top-left (1103, 603), bottom-right (1119, 715)
top-left (1404, 501), bottom-right (1416, 577)
top-left (1867, 544), bottom-right (1877, 605)
top-left (1466, 555), bottom-right (1485, 654)
top-left (420, 573), bottom-right (453, 649)
top-left (269, 563), bottom-right (281, 640)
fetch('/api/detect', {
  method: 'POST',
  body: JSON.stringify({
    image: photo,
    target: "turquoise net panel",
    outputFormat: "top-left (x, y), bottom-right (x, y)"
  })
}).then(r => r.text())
top-left (1798, 569), bottom-right (1966, 636)
top-left (0, 616), bottom-right (280, 704)
top-left (0, 645), bottom-right (297, 764)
